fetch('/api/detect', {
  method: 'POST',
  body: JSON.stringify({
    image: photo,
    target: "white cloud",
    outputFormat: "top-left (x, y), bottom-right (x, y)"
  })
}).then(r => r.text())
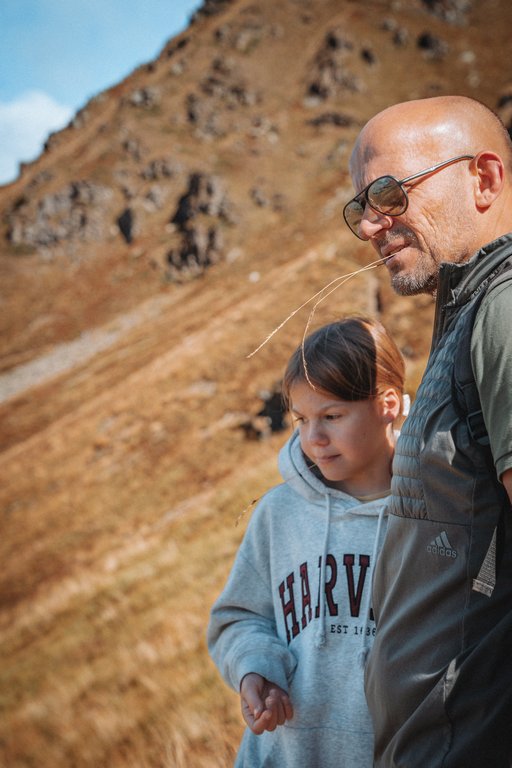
top-left (0, 91), bottom-right (73, 185)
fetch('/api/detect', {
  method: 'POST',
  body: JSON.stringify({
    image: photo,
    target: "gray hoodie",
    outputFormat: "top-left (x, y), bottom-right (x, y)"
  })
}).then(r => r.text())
top-left (207, 430), bottom-right (388, 767)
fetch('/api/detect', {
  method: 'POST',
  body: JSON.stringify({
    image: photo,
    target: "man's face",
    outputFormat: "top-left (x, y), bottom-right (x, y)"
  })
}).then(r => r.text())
top-left (349, 146), bottom-right (475, 296)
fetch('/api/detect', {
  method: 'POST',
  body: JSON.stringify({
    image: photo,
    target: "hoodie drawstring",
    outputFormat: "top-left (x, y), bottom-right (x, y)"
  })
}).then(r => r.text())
top-left (315, 494), bottom-right (332, 649)
top-left (357, 503), bottom-right (386, 668)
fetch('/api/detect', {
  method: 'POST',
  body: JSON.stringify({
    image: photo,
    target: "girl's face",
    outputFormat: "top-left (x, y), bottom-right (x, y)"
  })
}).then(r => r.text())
top-left (289, 380), bottom-right (397, 498)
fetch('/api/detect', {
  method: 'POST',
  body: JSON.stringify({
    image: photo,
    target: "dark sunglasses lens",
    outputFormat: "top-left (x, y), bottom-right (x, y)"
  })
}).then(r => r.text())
top-left (343, 200), bottom-right (364, 234)
top-left (367, 176), bottom-right (406, 214)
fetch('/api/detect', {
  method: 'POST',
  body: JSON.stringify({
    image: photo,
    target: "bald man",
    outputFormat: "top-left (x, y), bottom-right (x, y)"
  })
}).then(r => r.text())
top-left (344, 96), bottom-right (512, 767)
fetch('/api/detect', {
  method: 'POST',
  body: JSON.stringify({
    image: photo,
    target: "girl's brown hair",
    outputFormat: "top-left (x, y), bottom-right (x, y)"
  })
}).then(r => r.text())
top-left (282, 317), bottom-right (405, 406)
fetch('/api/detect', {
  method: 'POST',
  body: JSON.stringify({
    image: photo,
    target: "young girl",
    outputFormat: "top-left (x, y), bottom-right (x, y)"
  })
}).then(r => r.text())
top-left (207, 317), bottom-right (406, 767)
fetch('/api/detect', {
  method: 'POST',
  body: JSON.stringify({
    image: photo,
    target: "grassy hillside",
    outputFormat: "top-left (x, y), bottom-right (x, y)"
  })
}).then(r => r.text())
top-left (1, 0), bottom-right (512, 764)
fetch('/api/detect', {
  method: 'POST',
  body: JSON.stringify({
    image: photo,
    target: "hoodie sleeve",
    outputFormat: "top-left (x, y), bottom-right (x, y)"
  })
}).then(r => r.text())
top-left (207, 498), bottom-right (297, 693)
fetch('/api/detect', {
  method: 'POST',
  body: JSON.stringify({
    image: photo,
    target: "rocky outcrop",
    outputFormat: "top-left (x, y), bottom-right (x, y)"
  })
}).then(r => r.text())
top-left (416, 31), bottom-right (448, 59)
top-left (249, 182), bottom-right (286, 212)
top-left (307, 112), bottom-right (358, 128)
top-left (171, 173), bottom-right (235, 228)
top-left (237, 383), bottom-right (288, 440)
top-left (125, 87), bottom-right (161, 109)
top-left (140, 158), bottom-right (180, 181)
top-left (380, 19), bottom-right (409, 47)
top-left (117, 208), bottom-right (135, 244)
top-left (214, 17), bottom-right (264, 53)
top-left (7, 181), bottom-right (114, 250)
top-left (305, 29), bottom-right (362, 102)
top-left (191, 0), bottom-right (235, 22)
top-left (186, 56), bottom-right (261, 138)
top-left (420, 0), bottom-right (472, 24)
top-left (166, 172), bottom-right (236, 281)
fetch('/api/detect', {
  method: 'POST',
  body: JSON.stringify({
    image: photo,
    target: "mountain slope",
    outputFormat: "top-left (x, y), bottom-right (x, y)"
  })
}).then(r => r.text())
top-left (1, 0), bottom-right (512, 765)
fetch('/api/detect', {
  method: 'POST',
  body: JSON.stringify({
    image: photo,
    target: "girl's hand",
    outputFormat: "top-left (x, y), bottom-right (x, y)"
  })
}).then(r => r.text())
top-left (240, 673), bottom-right (293, 734)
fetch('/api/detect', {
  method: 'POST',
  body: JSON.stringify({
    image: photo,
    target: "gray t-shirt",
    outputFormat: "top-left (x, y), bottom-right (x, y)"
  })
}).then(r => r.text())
top-left (472, 279), bottom-right (512, 479)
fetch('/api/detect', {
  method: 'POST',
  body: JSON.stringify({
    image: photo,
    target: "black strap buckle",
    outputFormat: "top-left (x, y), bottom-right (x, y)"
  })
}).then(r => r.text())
top-left (467, 409), bottom-right (490, 446)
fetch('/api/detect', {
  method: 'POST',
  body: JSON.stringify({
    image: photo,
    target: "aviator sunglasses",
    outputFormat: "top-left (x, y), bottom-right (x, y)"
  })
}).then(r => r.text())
top-left (343, 154), bottom-right (475, 240)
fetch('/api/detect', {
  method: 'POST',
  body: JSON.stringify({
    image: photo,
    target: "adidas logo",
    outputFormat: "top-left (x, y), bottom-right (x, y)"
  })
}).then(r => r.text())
top-left (427, 531), bottom-right (458, 559)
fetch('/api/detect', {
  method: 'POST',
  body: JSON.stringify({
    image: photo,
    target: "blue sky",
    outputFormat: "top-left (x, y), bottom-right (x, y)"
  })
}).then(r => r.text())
top-left (0, 0), bottom-right (203, 184)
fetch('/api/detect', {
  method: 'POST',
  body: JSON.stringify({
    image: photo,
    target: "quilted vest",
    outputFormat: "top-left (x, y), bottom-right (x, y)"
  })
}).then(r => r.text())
top-left (366, 235), bottom-right (512, 768)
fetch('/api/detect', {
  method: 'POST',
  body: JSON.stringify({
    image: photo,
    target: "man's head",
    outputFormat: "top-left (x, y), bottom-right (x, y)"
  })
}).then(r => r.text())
top-left (347, 95), bottom-right (512, 295)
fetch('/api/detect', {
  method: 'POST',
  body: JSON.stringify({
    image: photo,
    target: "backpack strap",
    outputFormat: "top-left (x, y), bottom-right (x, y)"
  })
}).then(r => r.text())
top-left (451, 257), bottom-right (512, 596)
top-left (452, 259), bottom-right (512, 446)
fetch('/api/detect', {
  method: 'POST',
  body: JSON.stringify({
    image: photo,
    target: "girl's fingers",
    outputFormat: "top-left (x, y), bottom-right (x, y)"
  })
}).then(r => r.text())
top-left (283, 695), bottom-right (294, 720)
top-left (242, 681), bottom-right (293, 733)
top-left (265, 689), bottom-right (290, 725)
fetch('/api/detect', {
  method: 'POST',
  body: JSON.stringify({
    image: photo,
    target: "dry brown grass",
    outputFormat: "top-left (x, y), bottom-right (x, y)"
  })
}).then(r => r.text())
top-left (1, 230), bottom-right (416, 766)
top-left (3, 0), bottom-right (511, 764)
top-left (0, 424), bottom-right (282, 767)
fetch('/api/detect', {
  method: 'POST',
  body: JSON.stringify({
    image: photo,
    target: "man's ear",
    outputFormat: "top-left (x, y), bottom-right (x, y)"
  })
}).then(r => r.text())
top-left (473, 151), bottom-right (504, 209)
top-left (380, 388), bottom-right (401, 424)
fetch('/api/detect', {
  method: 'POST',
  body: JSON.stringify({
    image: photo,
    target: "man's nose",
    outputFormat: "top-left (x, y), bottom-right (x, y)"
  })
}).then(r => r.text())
top-left (358, 205), bottom-right (394, 240)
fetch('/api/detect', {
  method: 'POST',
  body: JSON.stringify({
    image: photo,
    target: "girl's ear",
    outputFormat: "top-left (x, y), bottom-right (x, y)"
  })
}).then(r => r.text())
top-left (380, 388), bottom-right (401, 424)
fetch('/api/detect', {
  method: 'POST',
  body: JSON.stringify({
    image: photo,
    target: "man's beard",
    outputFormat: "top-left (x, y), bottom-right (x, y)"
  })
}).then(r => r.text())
top-left (382, 230), bottom-right (439, 296)
top-left (390, 267), bottom-right (438, 296)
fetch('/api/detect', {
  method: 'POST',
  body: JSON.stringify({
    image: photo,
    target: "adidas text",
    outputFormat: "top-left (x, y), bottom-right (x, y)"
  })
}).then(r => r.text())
top-left (427, 531), bottom-right (458, 559)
